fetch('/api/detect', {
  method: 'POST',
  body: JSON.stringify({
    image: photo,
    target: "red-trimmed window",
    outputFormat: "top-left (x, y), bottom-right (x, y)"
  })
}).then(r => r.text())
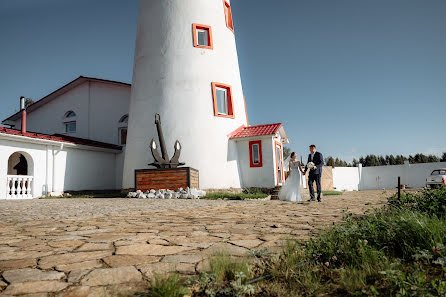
top-left (249, 140), bottom-right (263, 167)
top-left (193, 24), bottom-right (213, 49)
top-left (212, 82), bottom-right (235, 118)
top-left (223, 1), bottom-right (234, 31)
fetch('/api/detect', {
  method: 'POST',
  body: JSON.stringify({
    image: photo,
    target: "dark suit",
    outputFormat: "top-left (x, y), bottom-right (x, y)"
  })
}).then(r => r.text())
top-left (305, 151), bottom-right (324, 201)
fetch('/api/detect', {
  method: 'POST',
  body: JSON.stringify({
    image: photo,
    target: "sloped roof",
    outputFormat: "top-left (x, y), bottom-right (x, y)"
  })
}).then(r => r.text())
top-left (2, 76), bottom-right (131, 123)
top-left (229, 123), bottom-right (283, 139)
top-left (0, 127), bottom-right (122, 151)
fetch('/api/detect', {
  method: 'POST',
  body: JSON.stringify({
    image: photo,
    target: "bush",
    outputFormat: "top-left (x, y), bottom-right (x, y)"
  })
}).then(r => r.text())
top-left (388, 187), bottom-right (446, 217)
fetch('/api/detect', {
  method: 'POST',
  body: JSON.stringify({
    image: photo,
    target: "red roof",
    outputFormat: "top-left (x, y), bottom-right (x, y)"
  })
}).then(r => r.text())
top-left (229, 123), bottom-right (283, 139)
top-left (0, 127), bottom-right (122, 151)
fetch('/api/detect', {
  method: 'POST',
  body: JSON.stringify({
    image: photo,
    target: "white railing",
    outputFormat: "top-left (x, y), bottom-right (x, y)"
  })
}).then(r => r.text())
top-left (6, 175), bottom-right (34, 199)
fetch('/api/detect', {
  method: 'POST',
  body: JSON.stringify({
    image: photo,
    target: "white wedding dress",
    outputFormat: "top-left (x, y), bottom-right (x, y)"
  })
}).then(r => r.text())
top-left (278, 160), bottom-right (302, 202)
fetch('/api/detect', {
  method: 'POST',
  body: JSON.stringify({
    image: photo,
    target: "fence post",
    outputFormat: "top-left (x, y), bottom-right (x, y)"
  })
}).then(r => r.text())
top-left (398, 176), bottom-right (401, 199)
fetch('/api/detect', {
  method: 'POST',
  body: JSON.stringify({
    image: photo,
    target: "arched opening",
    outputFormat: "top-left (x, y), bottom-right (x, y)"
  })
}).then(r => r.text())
top-left (63, 110), bottom-right (77, 133)
top-left (7, 152), bottom-right (34, 199)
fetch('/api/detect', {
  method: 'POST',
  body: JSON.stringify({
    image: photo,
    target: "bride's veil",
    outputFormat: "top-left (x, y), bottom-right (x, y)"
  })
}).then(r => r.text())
top-left (283, 156), bottom-right (291, 172)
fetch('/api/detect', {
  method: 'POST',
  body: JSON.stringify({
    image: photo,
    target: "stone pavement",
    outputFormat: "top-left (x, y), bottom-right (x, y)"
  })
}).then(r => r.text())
top-left (0, 190), bottom-right (391, 296)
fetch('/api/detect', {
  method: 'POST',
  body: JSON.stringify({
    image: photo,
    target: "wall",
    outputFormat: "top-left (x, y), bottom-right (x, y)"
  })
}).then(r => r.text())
top-left (0, 136), bottom-right (123, 199)
top-left (10, 82), bottom-right (130, 145)
top-left (235, 136), bottom-right (276, 188)
top-left (332, 162), bottom-right (446, 191)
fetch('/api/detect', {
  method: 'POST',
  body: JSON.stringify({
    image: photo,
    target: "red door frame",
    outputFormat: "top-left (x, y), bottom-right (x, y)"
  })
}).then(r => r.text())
top-left (274, 141), bottom-right (284, 185)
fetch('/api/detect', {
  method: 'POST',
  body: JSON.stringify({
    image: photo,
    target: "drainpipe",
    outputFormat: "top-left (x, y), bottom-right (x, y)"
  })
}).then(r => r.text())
top-left (20, 96), bottom-right (27, 134)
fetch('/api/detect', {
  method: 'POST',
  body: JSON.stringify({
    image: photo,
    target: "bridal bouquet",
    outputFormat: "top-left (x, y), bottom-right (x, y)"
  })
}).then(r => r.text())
top-left (307, 162), bottom-right (315, 170)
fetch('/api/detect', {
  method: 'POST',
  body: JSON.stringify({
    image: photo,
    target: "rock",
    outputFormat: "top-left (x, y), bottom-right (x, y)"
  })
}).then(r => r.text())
top-left (177, 188), bottom-right (183, 192)
top-left (147, 193), bottom-right (156, 199)
top-left (127, 192), bottom-right (137, 198)
top-left (165, 193), bottom-right (172, 199)
top-left (158, 194), bottom-right (165, 199)
top-left (68, 269), bottom-right (90, 283)
top-left (116, 244), bottom-right (192, 256)
top-left (198, 190), bottom-right (207, 197)
top-left (150, 189), bottom-right (156, 194)
top-left (136, 190), bottom-right (142, 194)
top-left (3, 281), bottom-right (69, 295)
top-left (155, 190), bottom-right (161, 196)
top-left (0, 258), bottom-right (37, 270)
top-left (228, 239), bottom-right (264, 249)
top-left (180, 194), bottom-right (189, 199)
top-left (161, 254), bottom-right (203, 264)
top-left (3, 268), bottom-right (65, 283)
top-left (136, 192), bottom-right (146, 199)
top-left (81, 266), bottom-right (143, 286)
top-left (55, 260), bottom-right (103, 272)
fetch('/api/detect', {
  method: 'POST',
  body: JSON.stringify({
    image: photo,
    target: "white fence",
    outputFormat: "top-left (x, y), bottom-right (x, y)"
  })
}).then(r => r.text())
top-left (6, 175), bottom-right (34, 199)
top-left (333, 162), bottom-right (446, 191)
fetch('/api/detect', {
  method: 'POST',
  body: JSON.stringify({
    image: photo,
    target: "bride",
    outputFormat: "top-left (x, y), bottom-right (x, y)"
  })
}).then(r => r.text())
top-left (279, 152), bottom-right (305, 202)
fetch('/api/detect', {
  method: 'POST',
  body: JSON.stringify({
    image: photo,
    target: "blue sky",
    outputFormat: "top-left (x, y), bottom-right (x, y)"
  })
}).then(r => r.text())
top-left (0, 0), bottom-right (445, 161)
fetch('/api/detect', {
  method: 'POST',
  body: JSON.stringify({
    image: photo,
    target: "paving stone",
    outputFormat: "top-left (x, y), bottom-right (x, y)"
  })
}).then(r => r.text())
top-left (228, 239), bottom-right (264, 249)
top-left (81, 266), bottom-right (143, 286)
top-left (202, 243), bottom-right (249, 257)
top-left (76, 243), bottom-right (112, 252)
top-left (103, 255), bottom-right (160, 267)
top-left (3, 280), bottom-right (69, 295)
top-left (67, 269), bottom-right (90, 283)
top-left (3, 268), bottom-right (65, 283)
top-left (161, 254), bottom-right (203, 264)
top-left (39, 251), bottom-right (112, 269)
top-left (48, 240), bottom-right (84, 249)
top-left (55, 260), bottom-right (103, 272)
top-left (116, 244), bottom-right (192, 256)
top-left (0, 258), bottom-right (37, 270)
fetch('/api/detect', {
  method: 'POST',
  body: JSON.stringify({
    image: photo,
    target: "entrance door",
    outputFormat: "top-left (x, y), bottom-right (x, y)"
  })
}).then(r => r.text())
top-left (275, 142), bottom-right (283, 185)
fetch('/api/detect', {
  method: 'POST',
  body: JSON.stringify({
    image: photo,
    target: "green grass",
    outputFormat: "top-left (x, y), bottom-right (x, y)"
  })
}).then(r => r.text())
top-left (185, 187), bottom-right (446, 296)
top-left (135, 274), bottom-right (189, 297)
top-left (322, 190), bottom-right (343, 196)
top-left (202, 192), bottom-right (269, 200)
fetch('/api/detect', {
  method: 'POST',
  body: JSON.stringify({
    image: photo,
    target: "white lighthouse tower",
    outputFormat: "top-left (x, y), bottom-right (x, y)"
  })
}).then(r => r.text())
top-left (122, 0), bottom-right (249, 189)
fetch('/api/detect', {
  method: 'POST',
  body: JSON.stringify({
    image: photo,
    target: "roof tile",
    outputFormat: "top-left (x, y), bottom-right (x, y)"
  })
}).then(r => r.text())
top-left (229, 123), bottom-right (282, 139)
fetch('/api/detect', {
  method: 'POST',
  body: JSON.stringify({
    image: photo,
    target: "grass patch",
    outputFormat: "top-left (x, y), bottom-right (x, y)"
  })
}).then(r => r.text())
top-left (322, 190), bottom-right (343, 196)
top-left (202, 193), bottom-right (269, 200)
top-left (134, 274), bottom-right (189, 297)
top-left (185, 187), bottom-right (446, 296)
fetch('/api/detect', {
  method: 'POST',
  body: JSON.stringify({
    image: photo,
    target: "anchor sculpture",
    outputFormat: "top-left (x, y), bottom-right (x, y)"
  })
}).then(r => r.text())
top-left (149, 113), bottom-right (185, 169)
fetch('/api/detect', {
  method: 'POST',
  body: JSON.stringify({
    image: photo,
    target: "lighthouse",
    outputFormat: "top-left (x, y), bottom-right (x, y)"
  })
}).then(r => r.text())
top-left (122, 0), bottom-right (250, 189)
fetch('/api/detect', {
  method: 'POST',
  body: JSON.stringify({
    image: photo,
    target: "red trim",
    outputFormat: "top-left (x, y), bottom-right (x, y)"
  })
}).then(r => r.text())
top-left (223, 0), bottom-right (234, 32)
top-left (274, 141), bottom-right (284, 185)
top-left (249, 140), bottom-right (263, 167)
top-left (192, 24), bottom-right (214, 50)
top-left (21, 110), bottom-right (27, 134)
top-left (211, 82), bottom-right (235, 119)
top-left (243, 95), bottom-right (249, 126)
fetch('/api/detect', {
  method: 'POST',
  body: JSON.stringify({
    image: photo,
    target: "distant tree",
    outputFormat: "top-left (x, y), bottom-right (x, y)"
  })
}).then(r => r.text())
top-left (25, 98), bottom-right (34, 108)
top-left (441, 152), bottom-right (446, 162)
top-left (352, 158), bottom-right (358, 167)
top-left (325, 156), bottom-right (335, 167)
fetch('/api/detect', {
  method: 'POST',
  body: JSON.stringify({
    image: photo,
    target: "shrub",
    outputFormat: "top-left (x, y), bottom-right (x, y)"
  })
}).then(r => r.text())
top-left (388, 187), bottom-right (446, 217)
top-left (148, 274), bottom-right (189, 297)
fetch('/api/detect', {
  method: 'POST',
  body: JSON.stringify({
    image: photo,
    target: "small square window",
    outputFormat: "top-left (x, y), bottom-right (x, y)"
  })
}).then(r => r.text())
top-left (223, 1), bottom-right (234, 31)
top-left (249, 140), bottom-right (263, 167)
top-left (212, 82), bottom-right (234, 118)
top-left (193, 24), bottom-right (213, 49)
top-left (64, 121), bottom-right (76, 133)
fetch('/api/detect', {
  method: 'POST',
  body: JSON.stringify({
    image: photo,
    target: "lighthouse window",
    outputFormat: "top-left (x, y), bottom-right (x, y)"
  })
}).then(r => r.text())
top-left (212, 82), bottom-right (234, 118)
top-left (193, 24), bottom-right (213, 49)
top-left (224, 1), bottom-right (234, 31)
top-left (249, 140), bottom-right (263, 167)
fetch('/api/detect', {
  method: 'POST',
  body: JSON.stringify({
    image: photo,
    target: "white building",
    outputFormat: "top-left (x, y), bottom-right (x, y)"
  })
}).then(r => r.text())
top-left (0, 0), bottom-right (289, 199)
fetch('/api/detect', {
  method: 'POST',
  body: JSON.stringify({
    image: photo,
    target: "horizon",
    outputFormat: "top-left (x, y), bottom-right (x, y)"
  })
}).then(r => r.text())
top-left (0, 0), bottom-right (445, 162)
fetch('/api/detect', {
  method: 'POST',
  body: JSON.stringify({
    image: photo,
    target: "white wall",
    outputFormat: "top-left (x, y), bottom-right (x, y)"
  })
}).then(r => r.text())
top-left (10, 82), bottom-right (130, 145)
top-left (235, 136), bottom-right (276, 188)
top-left (123, 0), bottom-right (249, 190)
top-left (0, 136), bottom-right (123, 199)
top-left (332, 162), bottom-right (446, 191)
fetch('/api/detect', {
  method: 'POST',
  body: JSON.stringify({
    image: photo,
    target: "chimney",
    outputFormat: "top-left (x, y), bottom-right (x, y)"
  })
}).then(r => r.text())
top-left (20, 96), bottom-right (26, 134)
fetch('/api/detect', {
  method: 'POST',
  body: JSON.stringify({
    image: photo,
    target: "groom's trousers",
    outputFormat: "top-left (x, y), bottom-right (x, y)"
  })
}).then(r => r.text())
top-left (308, 174), bottom-right (322, 200)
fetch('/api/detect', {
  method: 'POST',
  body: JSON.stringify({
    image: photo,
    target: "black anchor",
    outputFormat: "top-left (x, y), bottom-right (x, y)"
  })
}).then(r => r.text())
top-left (149, 113), bottom-right (185, 169)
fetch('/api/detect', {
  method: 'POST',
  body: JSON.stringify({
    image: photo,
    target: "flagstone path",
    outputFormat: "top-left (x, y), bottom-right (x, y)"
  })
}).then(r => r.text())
top-left (0, 190), bottom-right (392, 296)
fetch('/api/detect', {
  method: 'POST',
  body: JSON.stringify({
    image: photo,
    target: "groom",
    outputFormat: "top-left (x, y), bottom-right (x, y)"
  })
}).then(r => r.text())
top-left (305, 144), bottom-right (324, 202)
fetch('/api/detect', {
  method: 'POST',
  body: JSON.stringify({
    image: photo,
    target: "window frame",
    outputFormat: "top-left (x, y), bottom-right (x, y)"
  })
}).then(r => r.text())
top-left (64, 121), bottom-right (77, 134)
top-left (223, 0), bottom-right (234, 32)
top-left (249, 140), bottom-right (263, 167)
top-left (193, 24), bottom-right (213, 50)
top-left (211, 82), bottom-right (235, 119)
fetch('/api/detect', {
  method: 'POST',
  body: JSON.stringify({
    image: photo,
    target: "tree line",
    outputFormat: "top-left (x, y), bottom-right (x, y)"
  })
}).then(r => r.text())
top-left (325, 152), bottom-right (446, 167)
